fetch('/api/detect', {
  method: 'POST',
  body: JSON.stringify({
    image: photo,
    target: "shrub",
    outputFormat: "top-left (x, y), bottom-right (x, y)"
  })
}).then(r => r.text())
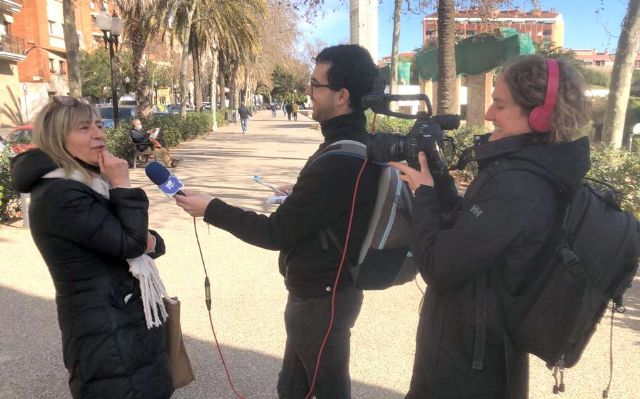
top-left (582, 68), bottom-right (611, 88)
top-left (365, 111), bottom-right (414, 134)
top-left (105, 123), bottom-right (135, 162)
top-left (589, 145), bottom-right (640, 217)
top-left (0, 147), bottom-right (19, 221)
top-left (180, 112), bottom-right (211, 140)
top-left (150, 114), bottom-right (183, 148)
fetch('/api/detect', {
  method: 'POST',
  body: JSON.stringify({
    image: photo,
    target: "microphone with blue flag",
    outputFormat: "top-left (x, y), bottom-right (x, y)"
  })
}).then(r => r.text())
top-left (145, 161), bottom-right (185, 197)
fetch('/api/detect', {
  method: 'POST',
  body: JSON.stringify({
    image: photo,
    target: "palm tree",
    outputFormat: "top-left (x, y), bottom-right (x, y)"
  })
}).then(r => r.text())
top-left (436, 0), bottom-right (457, 114)
top-left (389, 0), bottom-right (402, 104)
top-left (116, 0), bottom-right (169, 120)
top-left (168, 0), bottom-right (264, 117)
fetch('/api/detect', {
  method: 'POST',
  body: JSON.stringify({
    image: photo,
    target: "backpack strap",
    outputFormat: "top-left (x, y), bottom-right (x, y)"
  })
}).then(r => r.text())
top-left (311, 140), bottom-right (369, 261)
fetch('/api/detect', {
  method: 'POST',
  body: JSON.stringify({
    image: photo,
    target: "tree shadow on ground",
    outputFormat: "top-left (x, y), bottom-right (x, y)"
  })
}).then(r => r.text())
top-left (0, 286), bottom-right (404, 399)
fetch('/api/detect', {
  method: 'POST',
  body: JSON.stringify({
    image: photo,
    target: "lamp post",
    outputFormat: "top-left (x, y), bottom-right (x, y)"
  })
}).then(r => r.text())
top-left (96, 8), bottom-right (122, 127)
top-left (22, 83), bottom-right (28, 122)
top-left (124, 76), bottom-right (130, 94)
top-left (153, 81), bottom-right (158, 105)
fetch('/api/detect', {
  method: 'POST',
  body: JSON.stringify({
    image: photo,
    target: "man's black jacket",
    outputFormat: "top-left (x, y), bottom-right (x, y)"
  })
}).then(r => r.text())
top-left (204, 112), bottom-right (381, 297)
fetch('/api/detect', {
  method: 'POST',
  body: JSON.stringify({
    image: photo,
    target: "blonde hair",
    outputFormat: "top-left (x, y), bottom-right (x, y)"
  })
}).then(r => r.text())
top-left (32, 97), bottom-right (101, 181)
top-left (501, 54), bottom-right (589, 142)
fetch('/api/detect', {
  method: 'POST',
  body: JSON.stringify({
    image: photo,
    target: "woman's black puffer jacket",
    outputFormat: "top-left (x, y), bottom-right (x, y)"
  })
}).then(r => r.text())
top-left (11, 149), bottom-right (173, 399)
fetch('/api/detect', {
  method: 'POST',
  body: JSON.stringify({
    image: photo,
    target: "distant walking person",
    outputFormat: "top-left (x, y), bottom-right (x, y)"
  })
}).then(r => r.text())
top-left (285, 102), bottom-right (293, 121)
top-left (291, 102), bottom-right (299, 121)
top-left (238, 103), bottom-right (253, 134)
top-left (270, 103), bottom-right (277, 117)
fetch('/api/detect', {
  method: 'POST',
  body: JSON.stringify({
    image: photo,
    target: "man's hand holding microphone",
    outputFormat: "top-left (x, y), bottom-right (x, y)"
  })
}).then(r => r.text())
top-left (144, 161), bottom-right (212, 217)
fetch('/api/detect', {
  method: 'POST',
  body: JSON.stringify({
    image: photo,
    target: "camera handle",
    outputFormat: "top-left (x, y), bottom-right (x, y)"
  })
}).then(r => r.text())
top-left (365, 94), bottom-right (433, 119)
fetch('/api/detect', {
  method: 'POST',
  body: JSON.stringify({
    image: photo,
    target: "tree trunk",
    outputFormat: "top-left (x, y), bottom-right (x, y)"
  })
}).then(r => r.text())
top-left (192, 40), bottom-right (203, 111)
top-left (390, 0), bottom-right (402, 105)
top-left (218, 53), bottom-right (227, 109)
top-left (437, 0), bottom-right (458, 115)
top-left (179, 0), bottom-right (199, 118)
top-left (210, 45), bottom-right (219, 131)
top-left (602, 0), bottom-right (640, 148)
top-left (129, 22), bottom-right (152, 122)
top-left (229, 62), bottom-right (240, 111)
top-left (62, 0), bottom-right (81, 96)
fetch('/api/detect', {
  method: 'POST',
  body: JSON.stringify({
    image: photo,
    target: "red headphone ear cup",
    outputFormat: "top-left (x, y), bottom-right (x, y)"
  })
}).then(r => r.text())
top-left (529, 106), bottom-right (551, 132)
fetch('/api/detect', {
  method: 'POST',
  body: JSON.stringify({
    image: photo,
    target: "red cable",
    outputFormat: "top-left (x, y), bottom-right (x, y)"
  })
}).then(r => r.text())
top-left (304, 158), bottom-right (368, 399)
top-left (207, 312), bottom-right (247, 399)
top-left (193, 219), bottom-right (247, 399)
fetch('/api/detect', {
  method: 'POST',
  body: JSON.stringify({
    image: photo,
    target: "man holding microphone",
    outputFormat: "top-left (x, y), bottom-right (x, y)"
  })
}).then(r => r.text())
top-left (175, 44), bottom-right (380, 399)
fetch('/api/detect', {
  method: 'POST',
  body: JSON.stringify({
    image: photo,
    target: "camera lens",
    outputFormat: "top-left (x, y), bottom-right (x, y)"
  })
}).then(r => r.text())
top-left (367, 133), bottom-right (407, 163)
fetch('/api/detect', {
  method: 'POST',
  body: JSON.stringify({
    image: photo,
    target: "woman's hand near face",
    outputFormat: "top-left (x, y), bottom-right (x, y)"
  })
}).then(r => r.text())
top-left (98, 150), bottom-right (131, 188)
top-left (389, 152), bottom-right (434, 192)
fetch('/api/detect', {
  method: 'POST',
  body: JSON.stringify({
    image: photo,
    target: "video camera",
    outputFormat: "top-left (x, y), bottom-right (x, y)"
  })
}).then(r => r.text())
top-left (363, 78), bottom-right (460, 175)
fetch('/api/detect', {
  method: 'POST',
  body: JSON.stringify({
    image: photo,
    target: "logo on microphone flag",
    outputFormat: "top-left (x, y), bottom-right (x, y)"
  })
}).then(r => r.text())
top-left (159, 175), bottom-right (183, 196)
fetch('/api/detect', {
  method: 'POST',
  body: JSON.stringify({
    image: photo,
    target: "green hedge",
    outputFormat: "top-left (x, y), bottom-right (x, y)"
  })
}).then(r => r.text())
top-left (0, 148), bottom-right (16, 220)
top-left (105, 112), bottom-right (220, 160)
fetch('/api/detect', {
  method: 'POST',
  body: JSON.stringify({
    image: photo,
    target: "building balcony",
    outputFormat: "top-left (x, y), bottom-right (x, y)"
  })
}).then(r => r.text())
top-left (0, 0), bottom-right (22, 14)
top-left (0, 35), bottom-right (26, 62)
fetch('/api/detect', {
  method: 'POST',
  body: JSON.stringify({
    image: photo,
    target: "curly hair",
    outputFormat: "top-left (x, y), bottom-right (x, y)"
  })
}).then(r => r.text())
top-left (314, 44), bottom-right (379, 111)
top-left (501, 54), bottom-right (589, 142)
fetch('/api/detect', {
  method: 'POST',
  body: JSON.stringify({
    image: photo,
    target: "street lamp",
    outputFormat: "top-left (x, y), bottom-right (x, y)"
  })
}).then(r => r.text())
top-left (124, 76), bottom-right (130, 94)
top-left (96, 8), bottom-right (122, 126)
top-left (22, 83), bottom-right (28, 122)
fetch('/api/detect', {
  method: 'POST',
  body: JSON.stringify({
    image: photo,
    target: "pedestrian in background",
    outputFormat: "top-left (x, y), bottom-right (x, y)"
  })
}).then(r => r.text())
top-left (238, 103), bottom-right (253, 134)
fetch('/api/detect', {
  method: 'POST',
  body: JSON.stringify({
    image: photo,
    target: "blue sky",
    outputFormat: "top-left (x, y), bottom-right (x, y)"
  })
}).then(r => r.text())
top-left (301, 0), bottom-right (629, 59)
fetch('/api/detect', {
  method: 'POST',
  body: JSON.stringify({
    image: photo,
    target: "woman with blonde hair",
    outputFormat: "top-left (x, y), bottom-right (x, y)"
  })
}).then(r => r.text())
top-left (11, 96), bottom-right (174, 398)
top-left (391, 54), bottom-right (590, 398)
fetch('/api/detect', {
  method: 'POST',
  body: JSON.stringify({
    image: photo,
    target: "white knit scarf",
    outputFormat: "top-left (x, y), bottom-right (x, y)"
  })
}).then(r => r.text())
top-left (43, 168), bottom-right (172, 329)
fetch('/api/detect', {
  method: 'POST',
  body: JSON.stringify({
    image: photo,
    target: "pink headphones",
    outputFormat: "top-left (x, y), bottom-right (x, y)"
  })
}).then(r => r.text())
top-left (528, 58), bottom-right (559, 133)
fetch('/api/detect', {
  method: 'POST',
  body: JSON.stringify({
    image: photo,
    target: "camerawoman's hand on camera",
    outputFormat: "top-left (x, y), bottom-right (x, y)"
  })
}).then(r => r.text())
top-left (389, 151), bottom-right (434, 192)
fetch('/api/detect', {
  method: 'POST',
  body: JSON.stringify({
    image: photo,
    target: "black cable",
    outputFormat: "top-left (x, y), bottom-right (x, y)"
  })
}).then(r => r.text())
top-left (602, 302), bottom-right (616, 398)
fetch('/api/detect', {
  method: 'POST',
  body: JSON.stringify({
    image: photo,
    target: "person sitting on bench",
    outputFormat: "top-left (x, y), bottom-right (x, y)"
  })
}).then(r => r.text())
top-left (130, 119), bottom-right (179, 167)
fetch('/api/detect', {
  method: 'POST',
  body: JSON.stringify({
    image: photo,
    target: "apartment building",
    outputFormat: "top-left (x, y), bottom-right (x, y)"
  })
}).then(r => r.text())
top-left (423, 7), bottom-right (564, 49)
top-left (3, 0), bottom-right (106, 126)
top-left (0, 0), bottom-right (26, 127)
top-left (573, 48), bottom-right (640, 69)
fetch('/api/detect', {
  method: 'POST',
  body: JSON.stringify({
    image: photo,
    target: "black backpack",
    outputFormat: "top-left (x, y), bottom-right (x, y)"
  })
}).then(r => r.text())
top-left (491, 175), bottom-right (640, 394)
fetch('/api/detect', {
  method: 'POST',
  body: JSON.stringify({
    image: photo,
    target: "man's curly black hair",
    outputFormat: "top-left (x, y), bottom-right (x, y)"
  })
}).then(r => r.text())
top-left (314, 44), bottom-right (379, 111)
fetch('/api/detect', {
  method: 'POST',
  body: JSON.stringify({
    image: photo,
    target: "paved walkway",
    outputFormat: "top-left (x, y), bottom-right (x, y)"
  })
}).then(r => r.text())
top-left (0, 110), bottom-right (638, 398)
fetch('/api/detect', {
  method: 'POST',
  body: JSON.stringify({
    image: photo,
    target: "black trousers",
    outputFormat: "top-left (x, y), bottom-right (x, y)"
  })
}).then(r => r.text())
top-left (277, 285), bottom-right (363, 399)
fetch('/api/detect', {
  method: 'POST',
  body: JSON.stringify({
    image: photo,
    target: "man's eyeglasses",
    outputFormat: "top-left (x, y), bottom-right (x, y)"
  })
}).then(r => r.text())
top-left (308, 80), bottom-right (333, 92)
top-left (52, 96), bottom-right (91, 106)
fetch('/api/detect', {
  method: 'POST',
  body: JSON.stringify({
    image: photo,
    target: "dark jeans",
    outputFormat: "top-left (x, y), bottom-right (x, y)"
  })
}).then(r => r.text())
top-left (277, 285), bottom-right (363, 399)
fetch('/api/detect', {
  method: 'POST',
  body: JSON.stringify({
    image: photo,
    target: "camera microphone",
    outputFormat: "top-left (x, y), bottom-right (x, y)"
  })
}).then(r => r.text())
top-left (433, 114), bottom-right (461, 130)
top-left (145, 161), bottom-right (185, 196)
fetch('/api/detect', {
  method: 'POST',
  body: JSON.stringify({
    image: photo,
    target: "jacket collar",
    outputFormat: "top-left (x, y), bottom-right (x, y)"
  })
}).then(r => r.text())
top-left (319, 112), bottom-right (369, 146)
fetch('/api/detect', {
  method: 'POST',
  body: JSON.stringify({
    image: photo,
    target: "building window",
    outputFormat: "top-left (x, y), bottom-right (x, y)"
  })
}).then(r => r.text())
top-left (59, 60), bottom-right (66, 74)
top-left (543, 29), bottom-right (552, 36)
top-left (49, 58), bottom-right (56, 73)
top-left (48, 21), bottom-right (56, 35)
